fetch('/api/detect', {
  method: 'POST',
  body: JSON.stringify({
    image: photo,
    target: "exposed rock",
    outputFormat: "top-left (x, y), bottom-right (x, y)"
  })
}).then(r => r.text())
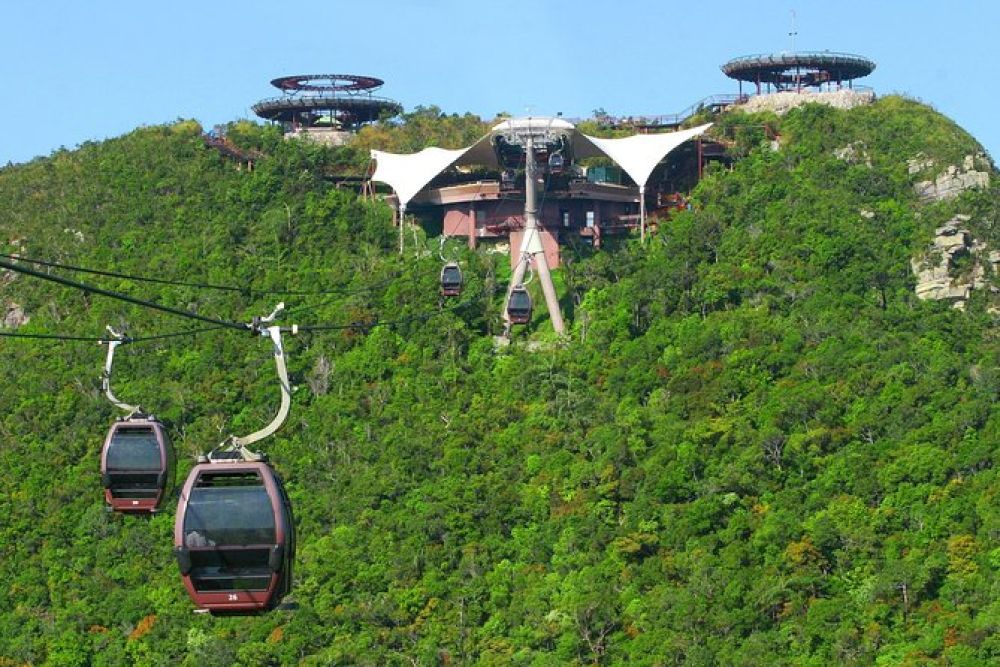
top-left (835, 142), bottom-right (871, 167)
top-left (933, 223), bottom-right (969, 253)
top-left (912, 215), bottom-right (997, 310)
top-left (914, 154), bottom-right (990, 201)
top-left (63, 228), bottom-right (85, 243)
top-left (908, 153), bottom-right (935, 175)
top-left (740, 89), bottom-right (875, 115)
top-left (3, 302), bottom-right (29, 328)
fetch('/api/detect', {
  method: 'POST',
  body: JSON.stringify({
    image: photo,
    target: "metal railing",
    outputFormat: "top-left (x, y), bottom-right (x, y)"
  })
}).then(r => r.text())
top-left (579, 94), bottom-right (749, 130)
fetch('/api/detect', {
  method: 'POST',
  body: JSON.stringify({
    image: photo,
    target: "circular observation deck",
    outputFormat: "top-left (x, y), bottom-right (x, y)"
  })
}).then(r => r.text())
top-left (252, 73), bottom-right (402, 129)
top-left (721, 52), bottom-right (875, 90)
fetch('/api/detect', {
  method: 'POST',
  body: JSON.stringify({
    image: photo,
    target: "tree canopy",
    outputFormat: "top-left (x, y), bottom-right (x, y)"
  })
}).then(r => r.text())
top-left (1, 97), bottom-right (999, 665)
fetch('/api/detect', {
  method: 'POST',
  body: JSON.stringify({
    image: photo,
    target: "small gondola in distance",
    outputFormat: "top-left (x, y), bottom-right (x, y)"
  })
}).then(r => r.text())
top-left (173, 459), bottom-right (295, 614)
top-left (507, 286), bottom-right (532, 324)
top-left (100, 417), bottom-right (174, 513)
top-left (440, 262), bottom-right (463, 297)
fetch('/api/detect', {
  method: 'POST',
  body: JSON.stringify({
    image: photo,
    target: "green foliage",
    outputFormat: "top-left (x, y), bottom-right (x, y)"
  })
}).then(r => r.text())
top-left (1, 97), bottom-right (998, 664)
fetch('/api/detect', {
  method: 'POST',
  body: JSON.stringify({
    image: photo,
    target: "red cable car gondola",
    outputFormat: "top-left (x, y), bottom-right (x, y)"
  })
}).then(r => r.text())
top-left (173, 458), bottom-right (295, 613)
top-left (440, 262), bottom-right (463, 297)
top-left (98, 329), bottom-right (174, 513)
top-left (100, 417), bottom-right (174, 513)
top-left (507, 285), bottom-right (532, 324)
top-left (174, 307), bottom-right (296, 614)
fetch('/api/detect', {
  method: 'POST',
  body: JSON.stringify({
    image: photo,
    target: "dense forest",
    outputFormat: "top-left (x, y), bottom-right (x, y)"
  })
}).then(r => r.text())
top-left (1, 99), bottom-right (999, 665)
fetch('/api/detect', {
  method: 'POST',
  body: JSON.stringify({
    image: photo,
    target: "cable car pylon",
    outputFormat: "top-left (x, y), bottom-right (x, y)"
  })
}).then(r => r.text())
top-left (174, 303), bottom-right (297, 614)
top-left (502, 130), bottom-right (565, 337)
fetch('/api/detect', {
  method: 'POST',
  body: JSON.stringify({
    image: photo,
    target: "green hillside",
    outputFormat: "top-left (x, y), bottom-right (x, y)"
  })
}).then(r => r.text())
top-left (2, 99), bottom-right (999, 665)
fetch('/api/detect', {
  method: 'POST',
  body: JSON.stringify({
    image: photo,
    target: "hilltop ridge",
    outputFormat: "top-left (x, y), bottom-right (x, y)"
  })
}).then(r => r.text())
top-left (2, 96), bottom-right (1000, 665)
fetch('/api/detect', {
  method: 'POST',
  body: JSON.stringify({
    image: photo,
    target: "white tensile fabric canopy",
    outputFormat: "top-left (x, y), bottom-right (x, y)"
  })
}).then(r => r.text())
top-left (369, 118), bottom-right (713, 208)
top-left (580, 123), bottom-right (712, 190)
top-left (369, 146), bottom-right (471, 209)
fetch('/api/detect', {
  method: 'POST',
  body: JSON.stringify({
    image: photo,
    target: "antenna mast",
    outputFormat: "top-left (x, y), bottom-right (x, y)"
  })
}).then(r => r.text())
top-left (789, 10), bottom-right (798, 53)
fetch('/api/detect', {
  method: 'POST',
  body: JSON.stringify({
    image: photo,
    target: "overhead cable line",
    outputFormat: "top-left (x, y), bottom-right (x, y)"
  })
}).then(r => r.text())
top-left (0, 325), bottom-right (229, 344)
top-left (281, 268), bottom-right (421, 317)
top-left (0, 252), bottom-right (245, 293)
top-left (1, 257), bottom-right (486, 340)
top-left (0, 331), bottom-right (110, 342)
top-left (0, 256), bottom-right (249, 332)
top-left (292, 283), bottom-right (486, 334)
top-left (129, 325), bottom-right (231, 342)
top-left (0, 252), bottom-right (413, 298)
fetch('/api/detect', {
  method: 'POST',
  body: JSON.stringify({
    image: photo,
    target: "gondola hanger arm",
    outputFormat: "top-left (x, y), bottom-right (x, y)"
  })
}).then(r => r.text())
top-left (521, 254), bottom-right (535, 286)
top-left (101, 326), bottom-right (141, 416)
top-left (230, 304), bottom-right (296, 452)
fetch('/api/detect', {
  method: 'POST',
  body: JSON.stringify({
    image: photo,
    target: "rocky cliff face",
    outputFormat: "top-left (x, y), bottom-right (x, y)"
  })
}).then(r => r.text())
top-left (911, 214), bottom-right (999, 310)
top-left (908, 151), bottom-right (995, 309)
top-left (912, 153), bottom-right (991, 202)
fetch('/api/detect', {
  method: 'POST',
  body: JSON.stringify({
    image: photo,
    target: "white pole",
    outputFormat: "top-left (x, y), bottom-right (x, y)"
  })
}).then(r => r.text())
top-left (398, 203), bottom-right (406, 255)
top-left (523, 134), bottom-right (565, 335)
top-left (639, 184), bottom-right (647, 244)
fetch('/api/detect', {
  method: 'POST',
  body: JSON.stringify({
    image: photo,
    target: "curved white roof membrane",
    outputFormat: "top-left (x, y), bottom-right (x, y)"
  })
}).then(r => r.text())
top-left (370, 119), bottom-right (713, 207)
top-left (580, 123), bottom-right (713, 189)
top-left (370, 146), bottom-right (472, 208)
top-left (490, 116), bottom-right (577, 134)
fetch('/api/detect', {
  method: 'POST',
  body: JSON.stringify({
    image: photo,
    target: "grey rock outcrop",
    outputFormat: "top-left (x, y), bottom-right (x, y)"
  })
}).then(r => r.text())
top-left (3, 302), bottom-right (29, 328)
top-left (834, 141), bottom-right (872, 167)
top-left (914, 154), bottom-right (990, 201)
top-left (912, 215), bottom-right (998, 310)
top-left (907, 153), bottom-right (935, 175)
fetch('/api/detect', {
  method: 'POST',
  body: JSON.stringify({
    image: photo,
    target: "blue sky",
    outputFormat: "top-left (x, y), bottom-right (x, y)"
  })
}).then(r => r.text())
top-left (2, 1), bottom-right (998, 165)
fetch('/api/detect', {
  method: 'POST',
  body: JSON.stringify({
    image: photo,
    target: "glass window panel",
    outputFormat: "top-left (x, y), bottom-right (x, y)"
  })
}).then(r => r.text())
top-left (184, 485), bottom-right (276, 546)
top-left (106, 428), bottom-right (161, 471)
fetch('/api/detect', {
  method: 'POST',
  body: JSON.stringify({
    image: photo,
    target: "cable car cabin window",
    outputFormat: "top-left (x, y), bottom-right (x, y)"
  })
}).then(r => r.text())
top-left (182, 477), bottom-right (278, 594)
top-left (108, 472), bottom-right (161, 498)
top-left (509, 290), bottom-right (531, 312)
top-left (106, 428), bottom-right (161, 471)
top-left (187, 549), bottom-right (274, 592)
top-left (104, 428), bottom-right (163, 499)
top-left (184, 483), bottom-right (276, 547)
